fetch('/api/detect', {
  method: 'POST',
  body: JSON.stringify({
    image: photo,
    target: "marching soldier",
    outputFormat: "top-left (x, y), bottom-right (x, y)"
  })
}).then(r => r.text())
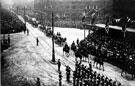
top-left (80, 77), bottom-right (83, 86)
top-left (112, 81), bottom-right (117, 86)
top-left (87, 67), bottom-right (90, 79)
top-left (118, 82), bottom-right (122, 86)
top-left (73, 71), bottom-right (76, 86)
top-left (89, 62), bottom-right (92, 72)
top-left (108, 79), bottom-right (113, 86)
top-left (76, 71), bottom-right (80, 86)
top-left (101, 75), bottom-right (105, 86)
top-left (58, 59), bottom-right (61, 71)
top-left (75, 61), bottom-right (78, 71)
top-left (105, 77), bottom-right (109, 86)
top-left (84, 66), bottom-right (87, 78)
top-left (68, 67), bottom-right (71, 82)
top-left (66, 66), bottom-right (71, 82)
top-left (59, 71), bottom-right (62, 86)
top-left (66, 66), bottom-right (69, 81)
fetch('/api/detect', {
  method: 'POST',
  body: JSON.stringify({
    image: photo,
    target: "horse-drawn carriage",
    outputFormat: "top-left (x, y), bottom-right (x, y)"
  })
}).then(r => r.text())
top-left (38, 24), bottom-right (46, 32)
top-left (29, 18), bottom-right (39, 28)
top-left (54, 32), bottom-right (66, 46)
top-left (45, 27), bottom-right (53, 37)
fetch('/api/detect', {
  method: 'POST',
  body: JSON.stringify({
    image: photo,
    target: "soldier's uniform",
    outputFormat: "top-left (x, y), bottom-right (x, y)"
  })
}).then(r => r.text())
top-left (75, 61), bottom-right (79, 71)
top-left (97, 74), bottom-right (101, 86)
top-left (83, 79), bottom-right (88, 86)
top-left (58, 59), bottom-right (61, 71)
top-left (81, 65), bottom-right (85, 78)
top-left (66, 66), bottom-right (69, 81)
top-left (73, 71), bottom-right (76, 86)
top-left (104, 77), bottom-right (109, 86)
top-left (66, 66), bottom-right (71, 82)
top-left (59, 72), bottom-right (62, 86)
top-left (108, 79), bottom-right (113, 86)
top-left (76, 73), bottom-right (79, 86)
top-left (84, 66), bottom-right (87, 78)
top-left (79, 77), bottom-right (83, 86)
top-left (101, 75), bottom-right (105, 86)
top-left (112, 81), bottom-right (117, 86)
top-left (89, 62), bottom-right (92, 71)
top-left (118, 82), bottom-right (122, 86)
top-left (68, 67), bottom-right (71, 82)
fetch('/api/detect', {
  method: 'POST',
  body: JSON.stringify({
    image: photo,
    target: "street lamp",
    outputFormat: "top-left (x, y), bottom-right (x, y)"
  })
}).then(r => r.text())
top-left (52, 12), bottom-right (55, 62)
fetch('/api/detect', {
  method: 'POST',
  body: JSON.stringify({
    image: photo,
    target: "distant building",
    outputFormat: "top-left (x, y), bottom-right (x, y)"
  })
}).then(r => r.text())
top-left (34, 0), bottom-right (112, 19)
top-left (113, 0), bottom-right (135, 19)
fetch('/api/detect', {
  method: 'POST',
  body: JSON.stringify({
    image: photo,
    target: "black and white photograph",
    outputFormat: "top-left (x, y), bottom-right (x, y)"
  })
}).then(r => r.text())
top-left (1, 0), bottom-right (135, 86)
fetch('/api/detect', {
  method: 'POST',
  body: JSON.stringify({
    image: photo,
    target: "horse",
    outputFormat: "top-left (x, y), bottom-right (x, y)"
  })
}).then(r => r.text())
top-left (55, 37), bottom-right (66, 46)
top-left (46, 28), bottom-right (53, 37)
top-left (93, 56), bottom-right (104, 71)
top-left (74, 49), bottom-right (82, 62)
top-left (63, 44), bottom-right (70, 57)
top-left (71, 44), bottom-right (77, 54)
top-left (80, 48), bottom-right (90, 62)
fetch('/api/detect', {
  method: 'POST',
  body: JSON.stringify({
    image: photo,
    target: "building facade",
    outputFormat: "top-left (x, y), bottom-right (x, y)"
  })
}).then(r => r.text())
top-left (34, 0), bottom-right (113, 20)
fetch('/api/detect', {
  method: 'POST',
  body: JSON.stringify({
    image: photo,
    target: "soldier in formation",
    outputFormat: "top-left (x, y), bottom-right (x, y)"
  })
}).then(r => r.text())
top-left (59, 71), bottom-right (62, 86)
top-left (66, 66), bottom-right (71, 82)
top-left (72, 61), bottom-right (122, 86)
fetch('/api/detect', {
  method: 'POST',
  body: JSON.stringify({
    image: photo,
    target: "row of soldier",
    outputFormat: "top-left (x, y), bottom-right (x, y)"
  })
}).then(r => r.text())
top-left (73, 61), bottom-right (123, 86)
top-left (59, 60), bottom-right (123, 86)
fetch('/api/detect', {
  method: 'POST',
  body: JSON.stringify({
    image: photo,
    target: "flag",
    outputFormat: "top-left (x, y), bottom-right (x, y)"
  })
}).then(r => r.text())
top-left (105, 17), bottom-right (109, 34)
top-left (82, 16), bottom-right (85, 23)
top-left (82, 16), bottom-right (86, 28)
top-left (91, 13), bottom-right (96, 26)
top-left (122, 17), bottom-right (129, 38)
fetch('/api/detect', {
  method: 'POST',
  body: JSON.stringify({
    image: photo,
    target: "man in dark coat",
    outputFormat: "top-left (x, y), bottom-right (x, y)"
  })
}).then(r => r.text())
top-left (58, 59), bottom-right (61, 71)
top-left (36, 37), bottom-right (39, 46)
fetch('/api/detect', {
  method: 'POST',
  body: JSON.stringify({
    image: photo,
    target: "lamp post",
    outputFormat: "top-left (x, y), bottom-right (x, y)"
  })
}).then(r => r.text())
top-left (52, 12), bottom-right (55, 62)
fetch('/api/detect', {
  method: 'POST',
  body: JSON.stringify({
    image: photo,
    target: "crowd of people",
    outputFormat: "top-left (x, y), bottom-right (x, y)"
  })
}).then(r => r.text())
top-left (1, 8), bottom-right (26, 34)
top-left (79, 27), bottom-right (135, 78)
top-left (55, 20), bottom-right (82, 28)
top-left (1, 8), bottom-right (26, 52)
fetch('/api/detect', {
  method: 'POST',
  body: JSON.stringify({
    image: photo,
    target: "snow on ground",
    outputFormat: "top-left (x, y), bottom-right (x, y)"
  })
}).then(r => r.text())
top-left (27, 22), bottom-right (135, 86)
top-left (54, 27), bottom-right (89, 45)
top-left (1, 19), bottom-right (135, 86)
